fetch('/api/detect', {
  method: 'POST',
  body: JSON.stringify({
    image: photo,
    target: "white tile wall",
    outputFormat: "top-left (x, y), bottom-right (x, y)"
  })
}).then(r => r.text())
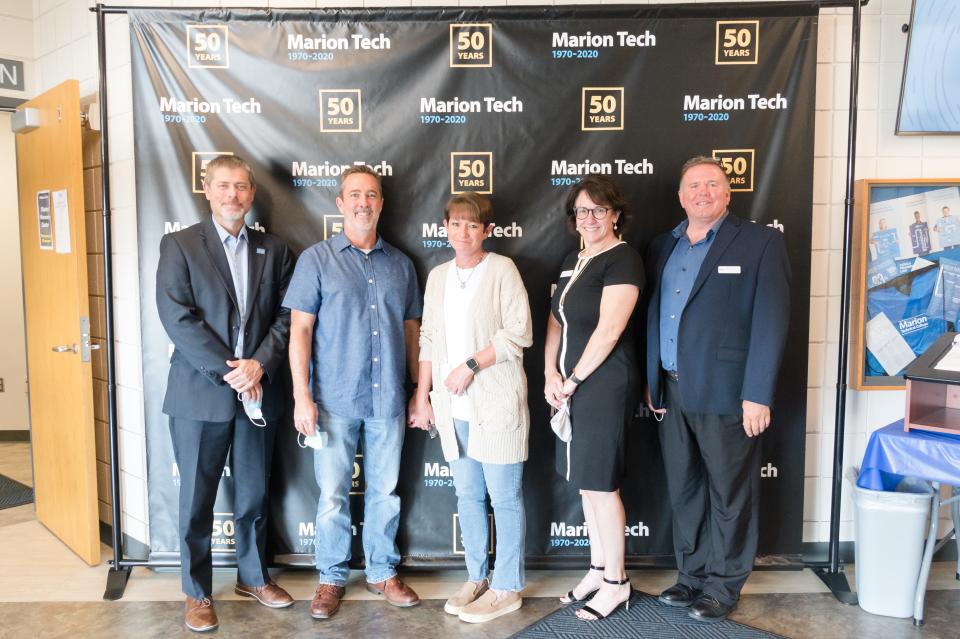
top-left (20, 0), bottom-right (960, 548)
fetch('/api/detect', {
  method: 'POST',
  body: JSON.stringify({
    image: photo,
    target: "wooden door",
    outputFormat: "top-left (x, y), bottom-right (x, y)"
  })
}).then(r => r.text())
top-left (16, 80), bottom-right (99, 565)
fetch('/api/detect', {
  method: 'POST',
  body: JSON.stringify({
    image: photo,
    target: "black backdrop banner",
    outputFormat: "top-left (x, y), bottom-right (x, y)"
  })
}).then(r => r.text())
top-left (131, 4), bottom-right (816, 567)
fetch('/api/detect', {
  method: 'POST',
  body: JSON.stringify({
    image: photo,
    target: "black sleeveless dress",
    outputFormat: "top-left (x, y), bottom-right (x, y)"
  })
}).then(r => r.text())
top-left (550, 242), bottom-right (644, 491)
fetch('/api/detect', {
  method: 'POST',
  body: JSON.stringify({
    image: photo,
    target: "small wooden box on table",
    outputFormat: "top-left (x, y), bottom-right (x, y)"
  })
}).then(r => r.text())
top-left (904, 332), bottom-right (960, 434)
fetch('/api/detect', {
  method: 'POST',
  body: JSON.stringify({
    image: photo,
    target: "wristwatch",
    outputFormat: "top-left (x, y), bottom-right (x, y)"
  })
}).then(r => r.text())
top-left (466, 357), bottom-right (480, 373)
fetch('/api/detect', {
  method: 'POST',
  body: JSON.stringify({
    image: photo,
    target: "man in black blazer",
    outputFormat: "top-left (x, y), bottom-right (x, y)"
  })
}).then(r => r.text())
top-left (157, 155), bottom-right (295, 632)
top-left (644, 156), bottom-right (791, 622)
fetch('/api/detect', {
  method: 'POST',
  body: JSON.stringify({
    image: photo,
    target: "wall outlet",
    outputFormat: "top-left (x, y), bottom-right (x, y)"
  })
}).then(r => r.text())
top-left (0, 377), bottom-right (4, 392)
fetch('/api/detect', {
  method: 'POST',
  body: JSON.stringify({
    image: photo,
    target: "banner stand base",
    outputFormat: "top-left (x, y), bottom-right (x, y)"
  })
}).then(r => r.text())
top-left (103, 566), bottom-right (132, 601)
top-left (812, 565), bottom-right (858, 605)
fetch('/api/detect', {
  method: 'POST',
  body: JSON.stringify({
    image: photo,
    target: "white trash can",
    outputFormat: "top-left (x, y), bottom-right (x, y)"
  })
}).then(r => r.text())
top-left (846, 466), bottom-right (934, 618)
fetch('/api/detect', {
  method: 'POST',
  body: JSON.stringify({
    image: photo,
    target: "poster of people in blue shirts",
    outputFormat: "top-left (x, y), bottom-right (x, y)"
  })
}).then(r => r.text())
top-left (933, 205), bottom-right (960, 249)
top-left (868, 186), bottom-right (960, 260)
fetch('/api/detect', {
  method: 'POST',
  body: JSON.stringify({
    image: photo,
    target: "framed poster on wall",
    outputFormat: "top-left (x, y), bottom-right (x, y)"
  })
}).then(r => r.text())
top-left (851, 178), bottom-right (960, 389)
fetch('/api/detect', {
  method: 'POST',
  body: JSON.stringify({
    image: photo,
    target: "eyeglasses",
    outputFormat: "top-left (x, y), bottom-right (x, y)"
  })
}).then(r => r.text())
top-left (572, 206), bottom-right (612, 220)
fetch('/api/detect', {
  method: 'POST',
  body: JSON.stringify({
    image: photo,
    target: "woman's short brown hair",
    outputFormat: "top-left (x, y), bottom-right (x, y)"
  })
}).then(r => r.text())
top-left (444, 192), bottom-right (493, 226)
top-left (564, 175), bottom-right (629, 235)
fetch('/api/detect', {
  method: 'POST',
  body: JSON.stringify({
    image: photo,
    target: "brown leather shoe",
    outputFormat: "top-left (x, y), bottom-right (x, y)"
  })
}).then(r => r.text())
top-left (310, 583), bottom-right (346, 619)
top-left (366, 576), bottom-right (420, 607)
top-left (235, 582), bottom-right (295, 608)
top-left (185, 597), bottom-right (218, 632)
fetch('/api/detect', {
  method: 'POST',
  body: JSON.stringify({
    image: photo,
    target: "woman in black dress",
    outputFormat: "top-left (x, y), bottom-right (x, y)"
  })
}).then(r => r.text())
top-left (544, 175), bottom-right (644, 622)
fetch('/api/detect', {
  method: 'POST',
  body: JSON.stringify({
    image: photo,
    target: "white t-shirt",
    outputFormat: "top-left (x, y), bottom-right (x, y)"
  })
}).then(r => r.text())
top-left (443, 256), bottom-right (490, 421)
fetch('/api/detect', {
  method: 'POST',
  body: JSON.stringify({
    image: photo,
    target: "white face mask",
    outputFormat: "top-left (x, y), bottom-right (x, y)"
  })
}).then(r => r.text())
top-left (298, 430), bottom-right (329, 450)
top-left (238, 391), bottom-right (266, 428)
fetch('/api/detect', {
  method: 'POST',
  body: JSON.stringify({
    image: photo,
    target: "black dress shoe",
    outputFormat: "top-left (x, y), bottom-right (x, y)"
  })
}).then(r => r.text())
top-left (687, 593), bottom-right (736, 622)
top-left (657, 583), bottom-right (701, 607)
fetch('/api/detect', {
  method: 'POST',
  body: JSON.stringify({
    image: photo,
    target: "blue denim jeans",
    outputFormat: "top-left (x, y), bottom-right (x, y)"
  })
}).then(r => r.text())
top-left (449, 419), bottom-right (526, 592)
top-left (313, 407), bottom-right (404, 585)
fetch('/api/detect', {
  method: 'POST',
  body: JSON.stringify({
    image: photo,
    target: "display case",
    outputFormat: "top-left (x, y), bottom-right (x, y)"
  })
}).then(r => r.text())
top-left (850, 179), bottom-right (960, 390)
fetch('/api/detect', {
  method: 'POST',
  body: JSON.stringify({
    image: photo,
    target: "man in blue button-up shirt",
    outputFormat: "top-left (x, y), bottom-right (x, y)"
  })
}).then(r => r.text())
top-left (285, 165), bottom-right (423, 619)
top-left (643, 156), bottom-right (790, 623)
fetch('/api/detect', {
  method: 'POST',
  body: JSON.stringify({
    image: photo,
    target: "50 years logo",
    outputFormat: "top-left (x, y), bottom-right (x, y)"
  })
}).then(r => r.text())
top-left (319, 89), bottom-right (362, 133)
top-left (715, 20), bottom-right (759, 65)
top-left (449, 24), bottom-right (492, 67)
top-left (712, 148), bottom-right (755, 192)
top-left (581, 87), bottom-right (624, 131)
top-left (450, 152), bottom-right (493, 194)
top-left (186, 25), bottom-right (229, 68)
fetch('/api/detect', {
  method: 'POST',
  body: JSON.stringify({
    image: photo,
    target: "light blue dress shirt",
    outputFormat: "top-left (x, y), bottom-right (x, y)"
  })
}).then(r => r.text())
top-left (213, 221), bottom-right (249, 358)
top-left (659, 214), bottom-right (727, 372)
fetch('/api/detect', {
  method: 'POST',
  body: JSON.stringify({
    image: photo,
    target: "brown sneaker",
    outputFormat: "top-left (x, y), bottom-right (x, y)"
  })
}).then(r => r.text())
top-left (185, 596), bottom-right (218, 632)
top-left (459, 589), bottom-right (522, 624)
top-left (235, 582), bottom-right (295, 608)
top-left (365, 575), bottom-right (421, 607)
top-left (444, 579), bottom-right (489, 615)
top-left (310, 583), bottom-right (346, 619)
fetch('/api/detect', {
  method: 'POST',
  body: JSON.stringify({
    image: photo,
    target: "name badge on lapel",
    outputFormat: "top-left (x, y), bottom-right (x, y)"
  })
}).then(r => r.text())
top-left (718, 265), bottom-right (741, 274)
top-left (256, 248), bottom-right (266, 255)
top-left (560, 269), bottom-right (574, 277)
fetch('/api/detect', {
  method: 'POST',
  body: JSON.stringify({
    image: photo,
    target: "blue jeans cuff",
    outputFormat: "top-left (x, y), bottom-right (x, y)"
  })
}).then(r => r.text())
top-left (318, 577), bottom-right (347, 587)
top-left (365, 569), bottom-right (397, 585)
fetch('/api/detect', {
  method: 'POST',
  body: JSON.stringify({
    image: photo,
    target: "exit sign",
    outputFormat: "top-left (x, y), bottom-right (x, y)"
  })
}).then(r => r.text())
top-left (0, 58), bottom-right (24, 91)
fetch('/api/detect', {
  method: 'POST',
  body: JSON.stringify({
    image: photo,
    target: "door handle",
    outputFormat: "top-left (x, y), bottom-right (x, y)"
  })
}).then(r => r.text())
top-left (52, 344), bottom-right (78, 353)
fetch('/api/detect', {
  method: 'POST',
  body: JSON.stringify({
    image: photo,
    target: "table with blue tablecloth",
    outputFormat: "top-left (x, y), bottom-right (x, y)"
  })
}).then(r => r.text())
top-left (858, 420), bottom-right (960, 625)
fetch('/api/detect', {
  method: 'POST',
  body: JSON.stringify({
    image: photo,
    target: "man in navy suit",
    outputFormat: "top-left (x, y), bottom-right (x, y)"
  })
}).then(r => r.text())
top-left (644, 156), bottom-right (790, 622)
top-left (157, 155), bottom-right (295, 632)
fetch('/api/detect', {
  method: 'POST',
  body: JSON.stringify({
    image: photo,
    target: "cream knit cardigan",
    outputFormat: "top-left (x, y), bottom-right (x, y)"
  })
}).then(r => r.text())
top-left (419, 253), bottom-right (533, 464)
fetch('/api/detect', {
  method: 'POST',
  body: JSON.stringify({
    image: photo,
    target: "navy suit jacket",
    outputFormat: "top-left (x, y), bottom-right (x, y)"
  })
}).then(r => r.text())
top-left (645, 213), bottom-right (791, 416)
top-left (156, 217), bottom-right (294, 422)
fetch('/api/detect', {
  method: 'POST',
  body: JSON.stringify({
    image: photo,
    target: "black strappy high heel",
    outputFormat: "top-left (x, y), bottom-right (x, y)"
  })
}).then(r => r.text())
top-left (578, 576), bottom-right (632, 621)
top-left (559, 564), bottom-right (605, 604)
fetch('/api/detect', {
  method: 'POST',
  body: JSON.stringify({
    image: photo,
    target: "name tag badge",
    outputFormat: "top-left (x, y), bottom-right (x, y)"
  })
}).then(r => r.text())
top-left (560, 269), bottom-right (574, 277)
top-left (256, 248), bottom-right (266, 254)
top-left (718, 265), bottom-right (741, 274)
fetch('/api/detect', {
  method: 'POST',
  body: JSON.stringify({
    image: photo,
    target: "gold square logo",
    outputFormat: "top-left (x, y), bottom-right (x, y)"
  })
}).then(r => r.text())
top-left (452, 513), bottom-right (494, 555)
top-left (211, 512), bottom-right (236, 553)
top-left (449, 24), bottom-right (493, 67)
top-left (186, 25), bottom-right (229, 69)
top-left (715, 20), bottom-right (759, 65)
top-left (319, 90), bottom-right (362, 133)
top-left (450, 152), bottom-right (493, 195)
top-left (712, 148), bottom-right (756, 192)
top-left (350, 452), bottom-right (364, 495)
top-left (581, 87), bottom-right (624, 131)
top-left (192, 151), bottom-right (233, 193)
top-left (323, 214), bottom-right (344, 240)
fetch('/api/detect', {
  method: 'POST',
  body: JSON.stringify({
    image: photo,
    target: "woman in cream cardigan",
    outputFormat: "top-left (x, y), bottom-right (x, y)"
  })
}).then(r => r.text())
top-left (409, 192), bottom-right (533, 624)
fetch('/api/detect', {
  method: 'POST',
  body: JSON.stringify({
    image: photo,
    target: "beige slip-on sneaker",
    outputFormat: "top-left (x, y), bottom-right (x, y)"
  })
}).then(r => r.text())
top-left (458, 589), bottom-right (522, 623)
top-left (444, 579), bottom-right (489, 615)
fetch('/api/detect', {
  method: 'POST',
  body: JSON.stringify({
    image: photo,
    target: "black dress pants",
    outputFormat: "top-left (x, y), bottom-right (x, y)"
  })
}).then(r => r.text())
top-left (657, 375), bottom-right (761, 605)
top-left (169, 411), bottom-right (276, 599)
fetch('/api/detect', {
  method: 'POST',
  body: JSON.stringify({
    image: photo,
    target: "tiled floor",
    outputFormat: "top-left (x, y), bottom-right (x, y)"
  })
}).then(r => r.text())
top-left (2, 441), bottom-right (959, 638)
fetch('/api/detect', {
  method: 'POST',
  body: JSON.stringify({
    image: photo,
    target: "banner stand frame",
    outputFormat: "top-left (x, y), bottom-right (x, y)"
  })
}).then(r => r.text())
top-left (807, 0), bottom-right (866, 607)
top-left (90, 0), bottom-right (867, 602)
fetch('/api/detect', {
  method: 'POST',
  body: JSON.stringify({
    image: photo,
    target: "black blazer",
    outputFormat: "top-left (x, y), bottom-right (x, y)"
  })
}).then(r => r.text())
top-left (156, 217), bottom-right (294, 422)
top-left (645, 214), bottom-right (791, 415)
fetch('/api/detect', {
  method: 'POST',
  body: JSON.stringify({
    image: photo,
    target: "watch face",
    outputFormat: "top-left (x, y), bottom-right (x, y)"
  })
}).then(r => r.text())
top-left (467, 358), bottom-right (479, 372)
